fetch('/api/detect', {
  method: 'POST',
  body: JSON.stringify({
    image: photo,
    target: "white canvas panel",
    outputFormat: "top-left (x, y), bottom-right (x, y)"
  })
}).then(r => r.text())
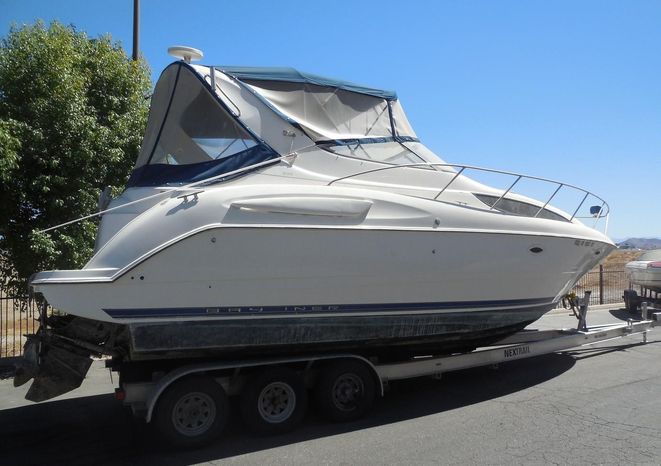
top-left (135, 66), bottom-right (179, 167)
top-left (390, 100), bottom-right (417, 138)
top-left (244, 81), bottom-right (395, 141)
top-left (193, 66), bottom-right (314, 155)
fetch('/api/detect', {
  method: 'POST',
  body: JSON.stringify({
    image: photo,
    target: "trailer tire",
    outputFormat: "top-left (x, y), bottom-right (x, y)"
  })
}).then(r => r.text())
top-left (624, 289), bottom-right (638, 313)
top-left (153, 376), bottom-right (228, 448)
top-left (314, 359), bottom-right (375, 422)
top-left (240, 367), bottom-right (307, 435)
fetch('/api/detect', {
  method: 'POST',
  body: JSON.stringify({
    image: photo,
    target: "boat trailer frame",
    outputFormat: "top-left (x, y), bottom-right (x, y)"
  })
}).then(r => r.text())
top-left (119, 295), bottom-right (659, 424)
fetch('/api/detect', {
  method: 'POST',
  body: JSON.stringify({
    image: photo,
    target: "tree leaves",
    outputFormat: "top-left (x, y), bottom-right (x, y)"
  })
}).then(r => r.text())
top-left (0, 21), bottom-right (151, 293)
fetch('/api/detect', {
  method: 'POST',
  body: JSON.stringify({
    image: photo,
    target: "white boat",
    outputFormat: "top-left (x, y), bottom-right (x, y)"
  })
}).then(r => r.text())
top-left (28, 57), bottom-right (614, 363)
top-left (625, 250), bottom-right (661, 293)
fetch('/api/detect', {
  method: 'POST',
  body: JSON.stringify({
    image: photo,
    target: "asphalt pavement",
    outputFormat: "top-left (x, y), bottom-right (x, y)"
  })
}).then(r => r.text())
top-left (1, 307), bottom-right (660, 466)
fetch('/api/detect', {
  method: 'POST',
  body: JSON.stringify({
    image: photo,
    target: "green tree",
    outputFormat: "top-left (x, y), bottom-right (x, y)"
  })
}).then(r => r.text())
top-left (0, 21), bottom-right (151, 293)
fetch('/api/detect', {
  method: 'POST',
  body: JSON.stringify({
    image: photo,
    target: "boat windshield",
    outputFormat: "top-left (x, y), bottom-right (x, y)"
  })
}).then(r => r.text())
top-left (127, 64), bottom-right (277, 187)
top-left (319, 140), bottom-right (453, 171)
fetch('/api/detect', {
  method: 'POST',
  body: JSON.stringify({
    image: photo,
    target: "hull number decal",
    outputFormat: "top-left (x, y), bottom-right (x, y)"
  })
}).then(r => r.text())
top-left (574, 239), bottom-right (595, 247)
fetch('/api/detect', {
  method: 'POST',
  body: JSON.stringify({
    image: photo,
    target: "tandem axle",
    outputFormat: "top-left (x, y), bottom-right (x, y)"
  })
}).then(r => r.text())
top-left (112, 298), bottom-right (658, 448)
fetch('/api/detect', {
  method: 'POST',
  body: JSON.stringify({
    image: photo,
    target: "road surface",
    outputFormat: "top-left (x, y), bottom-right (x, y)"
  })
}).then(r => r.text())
top-left (1, 307), bottom-right (660, 465)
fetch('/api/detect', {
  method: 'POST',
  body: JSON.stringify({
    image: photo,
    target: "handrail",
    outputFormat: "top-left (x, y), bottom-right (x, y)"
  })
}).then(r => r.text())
top-left (433, 167), bottom-right (465, 200)
top-left (490, 175), bottom-right (522, 212)
top-left (36, 152), bottom-right (302, 234)
top-left (327, 162), bottom-right (610, 227)
top-left (533, 183), bottom-right (563, 218)
top-left (38, 155), bottom-right (610, 235)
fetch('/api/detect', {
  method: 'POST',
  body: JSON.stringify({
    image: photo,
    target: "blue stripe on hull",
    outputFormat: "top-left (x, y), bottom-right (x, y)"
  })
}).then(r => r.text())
top-left (105, 297), bottom-right (555, 319)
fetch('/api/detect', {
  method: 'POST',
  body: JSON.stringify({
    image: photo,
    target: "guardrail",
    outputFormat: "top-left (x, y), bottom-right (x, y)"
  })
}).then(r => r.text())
top-left (327, 162), bottom-right (610, 230)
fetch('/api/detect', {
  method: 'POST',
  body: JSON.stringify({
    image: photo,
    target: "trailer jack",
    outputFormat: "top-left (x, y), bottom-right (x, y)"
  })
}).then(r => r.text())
top-left (575, 290), bottom-right (591, 331)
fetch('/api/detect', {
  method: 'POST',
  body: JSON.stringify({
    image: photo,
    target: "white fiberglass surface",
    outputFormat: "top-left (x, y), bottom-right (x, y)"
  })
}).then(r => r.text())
top-left (35, 228), bottom-right (613, 323)
top-left (311, 142), bottom-right (606, 225)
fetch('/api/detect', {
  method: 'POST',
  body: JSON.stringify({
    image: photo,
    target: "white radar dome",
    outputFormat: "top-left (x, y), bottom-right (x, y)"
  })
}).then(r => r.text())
top-left (167, 46), bottom-right (203, 63)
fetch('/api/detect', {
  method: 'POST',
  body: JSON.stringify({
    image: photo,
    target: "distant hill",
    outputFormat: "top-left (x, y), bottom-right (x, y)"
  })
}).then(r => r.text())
top-left (617, 237), bottom-right (661, 250)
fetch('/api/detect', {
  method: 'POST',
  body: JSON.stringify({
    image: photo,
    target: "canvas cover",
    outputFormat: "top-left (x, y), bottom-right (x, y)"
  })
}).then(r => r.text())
top-left (219, 66), bottom-right (417, 142)
top-left (128, 62), bottom-right (422, 187)
top-left (216, 66), bottom-right (397, 100)
top-left (129, 63), bottom-right (279, 187)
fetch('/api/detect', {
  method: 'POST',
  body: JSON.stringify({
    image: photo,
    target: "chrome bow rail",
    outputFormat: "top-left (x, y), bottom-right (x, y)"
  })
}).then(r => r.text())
top-left (327, 162), bottom-right (610, 229)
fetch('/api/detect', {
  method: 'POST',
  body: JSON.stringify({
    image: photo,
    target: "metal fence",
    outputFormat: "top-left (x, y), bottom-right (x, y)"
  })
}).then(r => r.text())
top-left (570, 266), bottom-right (629, 306)
top-left (0, 287), bottom-right (40, 358)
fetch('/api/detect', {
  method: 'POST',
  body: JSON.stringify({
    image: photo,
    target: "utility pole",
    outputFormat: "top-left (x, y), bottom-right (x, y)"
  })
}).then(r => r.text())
top-left (132, 0), bottom-right (140, 61)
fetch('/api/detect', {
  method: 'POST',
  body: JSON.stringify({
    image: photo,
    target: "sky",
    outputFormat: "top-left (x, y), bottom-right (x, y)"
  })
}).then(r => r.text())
top-left (2, 0), bottom-right (660, 240)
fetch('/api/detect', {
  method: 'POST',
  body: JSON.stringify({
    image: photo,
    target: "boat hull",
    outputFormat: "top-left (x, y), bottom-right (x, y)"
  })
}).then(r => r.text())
top-left (127, 302), bottom-right (554, 358)
top-left (32, 227), bottom-right (612, 322)
top-left (31, 227), bottom-right (612, 358)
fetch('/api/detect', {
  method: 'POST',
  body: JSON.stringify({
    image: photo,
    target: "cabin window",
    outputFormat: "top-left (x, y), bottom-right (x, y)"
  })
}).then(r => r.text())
top-left (474, 194), bottom-right (567, 222)
top-left (145, 68), bottom-right (257, 167)
top-left (319, 141), bottom-right (457, 173)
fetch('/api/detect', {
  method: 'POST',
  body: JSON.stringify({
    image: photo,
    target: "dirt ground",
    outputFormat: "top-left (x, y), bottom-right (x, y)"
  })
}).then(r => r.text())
top-left (600, 249), bottom-right (643, 270)
top-left (571, 249), bottom-right (641, 298)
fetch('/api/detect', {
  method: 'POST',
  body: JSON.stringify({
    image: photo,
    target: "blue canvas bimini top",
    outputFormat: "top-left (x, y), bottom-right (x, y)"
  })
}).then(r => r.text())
top-left (217, 66), bottom-right (398, 101)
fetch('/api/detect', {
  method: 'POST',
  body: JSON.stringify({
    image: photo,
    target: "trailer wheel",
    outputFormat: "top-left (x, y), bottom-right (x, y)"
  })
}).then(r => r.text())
top-left (314, 360), bottom-right (375, 422)
top-left (153, 376), bottom-right (228, 448)
top-left (624, 289), bottom-right (638, 313)
top-left (240, 367), bottom-right (307, 435)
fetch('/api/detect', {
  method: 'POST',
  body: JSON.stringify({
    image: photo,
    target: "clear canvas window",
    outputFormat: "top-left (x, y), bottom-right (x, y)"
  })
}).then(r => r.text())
top-left (137, 66), bottom-right (257, 168)
top-left (321, 141), bottom-right (430, 165)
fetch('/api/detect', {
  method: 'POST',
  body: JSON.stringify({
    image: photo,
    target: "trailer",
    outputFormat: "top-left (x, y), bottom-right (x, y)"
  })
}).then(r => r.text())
top-left (110, 296), bottom-right (659, 448)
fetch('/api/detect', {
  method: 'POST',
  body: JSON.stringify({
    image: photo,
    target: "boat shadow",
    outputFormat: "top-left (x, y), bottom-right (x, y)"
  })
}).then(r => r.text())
top-left (608, 307), bottom-right (659, 322)
top-left (608, 307), bottom-right (638, 320)
top-left (0, 352), bottom-right (576, 465)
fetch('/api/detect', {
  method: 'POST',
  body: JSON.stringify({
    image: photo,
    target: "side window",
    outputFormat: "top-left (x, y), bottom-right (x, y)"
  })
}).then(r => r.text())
top-left (474, 194), bottom-right (567, 222)
top-left (148, 70), bottom-right (257, 166)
